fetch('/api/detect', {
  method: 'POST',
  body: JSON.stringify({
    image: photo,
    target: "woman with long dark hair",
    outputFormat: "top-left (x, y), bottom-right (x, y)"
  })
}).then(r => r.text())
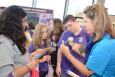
top-left (0, 5), bottom-right (49, 77)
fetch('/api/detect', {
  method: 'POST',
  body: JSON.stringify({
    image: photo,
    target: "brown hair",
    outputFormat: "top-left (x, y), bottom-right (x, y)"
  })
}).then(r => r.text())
top-left (63, 14), bottom-right (76, 24)
top-left (52, 18), bottom-right (64, 42)
top-left (83, 4), bottom-right (115, 42)
top-left (32, 23), bottom-right (50, 49)
top-left (53, 18), bottom-right (64, 34)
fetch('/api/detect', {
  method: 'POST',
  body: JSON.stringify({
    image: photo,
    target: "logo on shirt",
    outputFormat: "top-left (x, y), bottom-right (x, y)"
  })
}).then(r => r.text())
top-left (68, 37), bottom-right (74, 42)
top-left (67, 37), bottom-right (74, 46)
top-left (78, 37), bottom-right (83, 43)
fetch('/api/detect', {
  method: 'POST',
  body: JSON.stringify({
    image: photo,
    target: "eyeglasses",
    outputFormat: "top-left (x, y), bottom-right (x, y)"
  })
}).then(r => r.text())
top-left (76, 19), bottom-right (88, 24)
top-left (76, 20), bottom-right (83, 23)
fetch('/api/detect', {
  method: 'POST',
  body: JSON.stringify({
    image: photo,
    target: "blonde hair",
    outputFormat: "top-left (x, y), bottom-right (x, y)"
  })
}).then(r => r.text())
top-left (83, 4), bottom-right (115, 42)
top-left (32, 23), bottom-right (50, 49)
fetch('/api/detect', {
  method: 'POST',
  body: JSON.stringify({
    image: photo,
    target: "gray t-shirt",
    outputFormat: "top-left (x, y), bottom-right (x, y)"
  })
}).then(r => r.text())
top-left (0, 35), bottom-right (30, 77)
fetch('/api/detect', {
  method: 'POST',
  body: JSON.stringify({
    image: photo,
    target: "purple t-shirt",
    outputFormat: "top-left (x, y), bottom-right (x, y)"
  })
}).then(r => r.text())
top-left (28, 42), bottom-right (48, 72)
top-left (57, 29), bottom-right (89, 77)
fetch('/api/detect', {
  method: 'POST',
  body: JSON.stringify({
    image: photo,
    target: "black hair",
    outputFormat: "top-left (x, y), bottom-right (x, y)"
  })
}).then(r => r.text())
top-left (28, 22), bottom-right (35, 30)
top-left (0, 5), bottom-right (27, 55)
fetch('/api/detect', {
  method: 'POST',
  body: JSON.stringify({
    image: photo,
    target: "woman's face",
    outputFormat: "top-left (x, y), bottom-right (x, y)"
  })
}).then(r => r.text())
top-left (22, 16), bottom-right (28, 31)
top-left (83, 15), bottom-right (95, 34)
top-left (41, 27), bottom-right (48, 40)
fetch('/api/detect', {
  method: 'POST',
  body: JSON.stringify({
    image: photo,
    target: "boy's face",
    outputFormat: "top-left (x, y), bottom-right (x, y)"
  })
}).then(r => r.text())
top-left (64, 20), bottom-right (79, 33)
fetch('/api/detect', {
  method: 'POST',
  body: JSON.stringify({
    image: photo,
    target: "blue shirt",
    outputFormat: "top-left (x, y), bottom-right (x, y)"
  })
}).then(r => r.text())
top-left (58, 29), bottom-right (90, 77)
top-left (86, 34), bottom-right (115, 77)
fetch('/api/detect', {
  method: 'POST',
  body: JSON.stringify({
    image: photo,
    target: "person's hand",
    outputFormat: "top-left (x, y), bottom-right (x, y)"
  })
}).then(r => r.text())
top-left (56, 65), bottom-right (61, 77)
top-left (28, 60), bottom-right (38, 70)
top-left (28, 55), bottom-right (51, 70)
top-left (31, 49), bottom-right (45, 56)
top-left (31, 47), bottom-right (51, 56)
top-left (40, 55), bottom-right (51, 63)
top-left (60, 43), bottom-right (71, 57)
top-left (30, 49), bottom-right (43, 61)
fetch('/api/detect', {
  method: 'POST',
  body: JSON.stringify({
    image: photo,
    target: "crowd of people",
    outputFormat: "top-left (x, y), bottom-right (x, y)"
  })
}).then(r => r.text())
top-left (0, 3), bottom-right (115, 77)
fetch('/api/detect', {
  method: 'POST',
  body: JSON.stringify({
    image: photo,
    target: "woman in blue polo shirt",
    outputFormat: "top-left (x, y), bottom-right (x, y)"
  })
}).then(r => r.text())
top-left (60, 4), bottom-right (115, 77)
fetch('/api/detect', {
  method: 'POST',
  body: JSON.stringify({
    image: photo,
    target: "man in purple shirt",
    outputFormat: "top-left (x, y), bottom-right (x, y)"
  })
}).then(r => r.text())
top-left (56, 15), bottom-right (89, 77)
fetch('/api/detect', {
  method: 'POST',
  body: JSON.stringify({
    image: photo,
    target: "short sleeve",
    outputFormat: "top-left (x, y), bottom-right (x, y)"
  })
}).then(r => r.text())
top-left (57, 31), bottom-right (67, 48)
top-left (0, 43), bottom-right (14, 76)
top-left (28, 42), bottom-right (35, 53)
top-left (86, 45), bottom-right (111, 76)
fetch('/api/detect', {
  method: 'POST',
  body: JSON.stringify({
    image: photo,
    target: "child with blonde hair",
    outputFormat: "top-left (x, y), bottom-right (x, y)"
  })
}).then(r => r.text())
top-left (28, 23), bottom-right (52, 77)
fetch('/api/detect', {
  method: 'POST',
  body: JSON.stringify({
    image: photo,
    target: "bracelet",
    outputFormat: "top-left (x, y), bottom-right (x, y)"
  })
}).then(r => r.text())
top-left (25, 64), bottom-right (31, 72)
